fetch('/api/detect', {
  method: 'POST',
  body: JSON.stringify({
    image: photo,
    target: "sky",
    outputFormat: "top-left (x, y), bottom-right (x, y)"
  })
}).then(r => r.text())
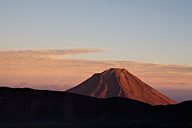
top-left (0, 0), bottom-right (192, 102)
top-left (1, 0), bottom-right (192, 65)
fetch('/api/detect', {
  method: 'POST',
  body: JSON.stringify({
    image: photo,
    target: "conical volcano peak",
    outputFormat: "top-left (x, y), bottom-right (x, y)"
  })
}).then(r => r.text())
top-left (103, 68), bottom-right (127, 74)
top-left (102, 68), bottom-right (130, 79)
top-left (67, 68), bottom-right (176, 105)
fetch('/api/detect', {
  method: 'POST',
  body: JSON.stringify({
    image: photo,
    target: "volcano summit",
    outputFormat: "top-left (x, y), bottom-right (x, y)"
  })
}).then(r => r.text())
top-left (67, 68), bottom-right (176, 105)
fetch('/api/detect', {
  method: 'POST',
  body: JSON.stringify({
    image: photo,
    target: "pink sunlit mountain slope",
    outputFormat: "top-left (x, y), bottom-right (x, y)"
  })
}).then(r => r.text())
top-left (67, 68), bottom-right (176, 105)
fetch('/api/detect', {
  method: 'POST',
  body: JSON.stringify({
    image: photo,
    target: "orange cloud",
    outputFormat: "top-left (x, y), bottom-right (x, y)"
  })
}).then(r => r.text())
top-left (0, 49), bottom-right (192, 91)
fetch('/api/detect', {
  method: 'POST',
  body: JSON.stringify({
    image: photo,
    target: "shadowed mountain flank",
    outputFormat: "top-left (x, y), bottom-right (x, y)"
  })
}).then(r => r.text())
top-left (67, 68), bottom-right (176, 105)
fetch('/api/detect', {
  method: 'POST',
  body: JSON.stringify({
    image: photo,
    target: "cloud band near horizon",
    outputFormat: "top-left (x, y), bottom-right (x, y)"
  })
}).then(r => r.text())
top-left (0, 49), bottom-right (192, 92)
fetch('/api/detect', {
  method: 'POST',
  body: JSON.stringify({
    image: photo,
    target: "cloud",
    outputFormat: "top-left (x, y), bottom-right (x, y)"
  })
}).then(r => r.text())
top-left (0, 48), bottom-right (106, 56)
top-left (0, 48), bottom-right (107, 61)
top-left (0, 49), bottom-right (192, 92)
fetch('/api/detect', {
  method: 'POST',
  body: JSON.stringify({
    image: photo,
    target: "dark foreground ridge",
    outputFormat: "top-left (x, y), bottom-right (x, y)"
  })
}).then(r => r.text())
top-left (0, 87), bottom-right (192, 128)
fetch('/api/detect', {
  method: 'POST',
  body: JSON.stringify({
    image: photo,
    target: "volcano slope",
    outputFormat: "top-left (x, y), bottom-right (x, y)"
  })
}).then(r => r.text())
top-left (67, 68), bottom-right (176, 105)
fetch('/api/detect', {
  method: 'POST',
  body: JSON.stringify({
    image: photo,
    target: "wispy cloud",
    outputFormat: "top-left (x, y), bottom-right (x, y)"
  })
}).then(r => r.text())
top-left (0, 48), bottom-right (106, 57)
top-left (0, 48), bottom-right (107, 61)
top-left (0, 49), bottom-right (192, 92)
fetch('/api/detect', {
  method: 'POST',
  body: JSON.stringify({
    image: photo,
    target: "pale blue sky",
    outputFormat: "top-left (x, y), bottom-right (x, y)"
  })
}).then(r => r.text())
top-left (1, 0), bottom-right (192, 65)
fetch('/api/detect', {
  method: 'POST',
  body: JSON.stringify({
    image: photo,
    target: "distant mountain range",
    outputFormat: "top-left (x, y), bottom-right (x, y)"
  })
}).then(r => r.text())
top-left (67, 68), bottom-right (176, 105)
top-left (0, 68), bottom-right (191, 128)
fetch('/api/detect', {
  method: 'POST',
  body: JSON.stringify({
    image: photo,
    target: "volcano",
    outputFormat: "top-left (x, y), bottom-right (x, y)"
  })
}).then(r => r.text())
top-left (67, 68), bottom-right (176, 105)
